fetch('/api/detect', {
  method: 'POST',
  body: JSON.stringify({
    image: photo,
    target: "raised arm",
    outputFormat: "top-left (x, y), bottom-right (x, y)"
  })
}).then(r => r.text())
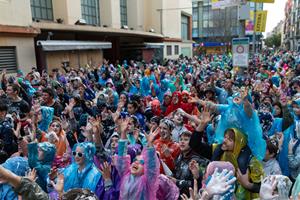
top-left (190, 107), bottom-right (213, 159)
top-left (115, 119), bottom-right (131, 177)
top-left (143, 130), bottom-right (160, 185)
top-left (242, 89), bottom-right (253, 118)
top-left (177, 108), bottom-right (201, 125)
top-left (281, 97), bottom-right (294, 131)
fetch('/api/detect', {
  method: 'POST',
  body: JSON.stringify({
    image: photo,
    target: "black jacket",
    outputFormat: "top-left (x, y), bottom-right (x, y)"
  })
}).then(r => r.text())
top-left (174, 150), bottom-right (209, 195)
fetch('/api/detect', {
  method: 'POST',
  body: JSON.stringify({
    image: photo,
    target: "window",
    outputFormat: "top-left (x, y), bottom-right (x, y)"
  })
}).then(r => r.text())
top-left (193, 21), bottom-right (198, 28)
top-left (193, 7), bottom-right (198, 21)
top-left (0, 47), bottom-right (17, 73)
top-left (81, 0), bottom-right (100, 25)
top-left (181, 15), bottom-right (189, 40)
top-left (175, 45), bottom-right (179, 55)
top-left (203, 20), bottom-right (208, 28)
top-left (192, 28), bottom-right (199, 37)
top-left (30, 0), bottom-right (53, 20)
top-left (203, 7), bottom-right (209, 20)
top-left (167, 45), bottom-right (172, 56)
top-left (120, 0), bottom-right (128, 26)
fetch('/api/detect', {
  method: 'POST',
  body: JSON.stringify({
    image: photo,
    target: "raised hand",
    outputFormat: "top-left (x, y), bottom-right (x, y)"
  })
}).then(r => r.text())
top-left (241, 87), bottom-right (249, 100)
top-left (117, 102), bottom-right (125, 111)
top-left (201, 106), bottom-right (213, 124)
top-left (206, 168), bottom-right (236, 196)
top-left (259, 176), bottom-right (279, 200)
top-left (50, 173), bottom-right (64, 194)
top-left (289, 139), bottom-right (298, 154)
top-left (60, 115), bottom-right (69, 131)
top-left (189, 160), bottom-right (200, 179)
top-left (99, 162), bottom-right (112, 181)
top-left (26, 168), bottom-right (37, 182)
top-left (64, 98), bottom-right (76, 114)
top-left (180, 179), bottom-right (200, 200)
top-left (144, 129), bottom-right (159, 147)
top-left (119, 118), bottom-right (129, 139)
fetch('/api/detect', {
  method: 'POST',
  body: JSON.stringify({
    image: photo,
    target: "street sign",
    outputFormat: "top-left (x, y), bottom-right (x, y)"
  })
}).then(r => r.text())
top-left (232, 38), bottom-right (249, 67)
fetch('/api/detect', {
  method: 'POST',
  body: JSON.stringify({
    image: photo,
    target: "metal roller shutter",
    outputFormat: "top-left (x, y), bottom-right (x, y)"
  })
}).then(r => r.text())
top-left (0, 47), bottom-right (17, 73)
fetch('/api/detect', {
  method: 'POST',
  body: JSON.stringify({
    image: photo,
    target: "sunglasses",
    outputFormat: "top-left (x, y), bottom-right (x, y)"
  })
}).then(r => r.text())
top-left (72, 151), bottom-right (84, 158)
top-left (133, 158), bottom-right (145, 165)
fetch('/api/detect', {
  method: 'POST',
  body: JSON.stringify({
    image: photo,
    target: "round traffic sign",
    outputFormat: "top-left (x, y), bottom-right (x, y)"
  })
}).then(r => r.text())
top-left (236, 45), bottom-right (244, 54)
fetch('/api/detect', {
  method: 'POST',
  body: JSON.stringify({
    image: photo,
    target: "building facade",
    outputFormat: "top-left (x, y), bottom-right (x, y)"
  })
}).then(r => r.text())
top-left (192, 0), bottom-right (263, 54)
top-left (283, 0), bottom-right (300, 51)
top-left (0, 0), bottom-right (193, 73)
top-left (192, 0), bottom-right (239, 54)
top-left (246, 2), bottom-right (263, 52)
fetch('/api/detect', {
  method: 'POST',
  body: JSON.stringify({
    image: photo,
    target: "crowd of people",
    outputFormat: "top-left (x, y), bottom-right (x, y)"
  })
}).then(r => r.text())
top-left (1, 50), bottom-right (300, 199)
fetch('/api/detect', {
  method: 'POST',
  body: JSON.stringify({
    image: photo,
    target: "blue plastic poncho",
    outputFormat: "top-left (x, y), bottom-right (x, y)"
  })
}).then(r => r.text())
top-left (214, 95), bottom-right (266, 160)
top-left (63, 142), bottom-right (101, 192)
top-left (158, 79), bottom-right (171, 102)
top-left (38, 106), bottom-right (54, 132)
top-left (23, 80), bottom-right (36, 97)
top-left (140, 75), bottom-right (159, 97)
top-left (28, 142), bottom-right (56, 192)
top-left (0, 157), bottom-right (29, 200)
top-left (268, 117), bottom-right (293, 176)
top-left (268, 99), bottom-right (300, 176)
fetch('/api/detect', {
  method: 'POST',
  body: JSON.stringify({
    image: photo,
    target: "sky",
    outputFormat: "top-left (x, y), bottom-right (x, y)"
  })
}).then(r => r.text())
top-left (263, 0), bottom-right (287, 36)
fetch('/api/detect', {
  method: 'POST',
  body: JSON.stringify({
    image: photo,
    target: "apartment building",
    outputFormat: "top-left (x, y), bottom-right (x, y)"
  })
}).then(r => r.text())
top-left (0, 0), bottom-right (193, 73)
top-left (283, 0), bottom-right (300, 51)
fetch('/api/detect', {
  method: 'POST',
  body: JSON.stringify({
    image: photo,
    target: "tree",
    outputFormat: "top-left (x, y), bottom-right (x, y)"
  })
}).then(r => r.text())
top-left (264, 33), bottom-right (281, 48)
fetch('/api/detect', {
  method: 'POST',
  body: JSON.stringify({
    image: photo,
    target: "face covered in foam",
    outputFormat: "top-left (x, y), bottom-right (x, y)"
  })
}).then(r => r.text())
top-left (232, 92), bottom-right (242, 105)
top-left (130, 155), bottom-right (145, 176)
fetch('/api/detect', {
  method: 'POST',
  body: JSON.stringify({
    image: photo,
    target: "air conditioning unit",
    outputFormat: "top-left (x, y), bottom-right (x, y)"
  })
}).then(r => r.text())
top-left (75, 19), bottom-right (87, 25)
top-left (121, 25), bottom-right (129, 29)
top-left (56, 18), bottom-right (64, 24)
top-left (149, 28), bottom-right (155, 33)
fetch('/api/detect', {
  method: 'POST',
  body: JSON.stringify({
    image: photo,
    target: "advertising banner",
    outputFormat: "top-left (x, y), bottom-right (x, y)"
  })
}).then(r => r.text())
top-left (245, 11), bottom-right (254, 35)
top-left (254, 10), bottom-right (268, 32)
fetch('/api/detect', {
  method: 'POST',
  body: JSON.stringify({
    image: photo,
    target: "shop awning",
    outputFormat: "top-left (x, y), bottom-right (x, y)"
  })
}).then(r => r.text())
top-left (120, 42), bottom-right (164, 50)
top-left (144, 43), bottom-right (164, 48)
top-left (37, 40), bottom-right (112, 51)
